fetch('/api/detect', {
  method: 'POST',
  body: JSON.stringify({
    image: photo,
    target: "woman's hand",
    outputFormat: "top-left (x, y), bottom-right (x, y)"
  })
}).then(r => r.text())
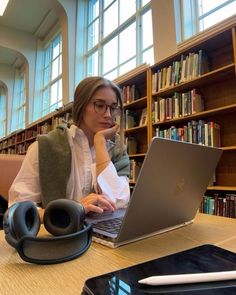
top-left (94, 123), bottom-right (119, 142)
top-left (79, 193), bottom-right (116, 214)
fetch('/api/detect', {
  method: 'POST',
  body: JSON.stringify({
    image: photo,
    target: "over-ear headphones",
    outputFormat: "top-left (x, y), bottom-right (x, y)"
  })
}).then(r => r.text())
top-left (3, 199), bottom-right (92, 264)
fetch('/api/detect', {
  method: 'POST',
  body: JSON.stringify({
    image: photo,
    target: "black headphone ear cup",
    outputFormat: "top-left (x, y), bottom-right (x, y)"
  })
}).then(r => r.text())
top-left (44, 199), bottom-right (85, 236)
top-left (3, 201), bottom-right (40, 248)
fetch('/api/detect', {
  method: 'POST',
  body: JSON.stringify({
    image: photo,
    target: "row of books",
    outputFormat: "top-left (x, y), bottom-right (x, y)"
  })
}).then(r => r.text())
top-left (53, 112), bottom-right (73, 127)
top-left (152, 49), bottom-right (210, 93)
top-left (125, 108), bottom-right (147, 129)
top-left (122, 85), bottom-right (139, 104)
top-left (126, 136), bottom-right (138, 155)
top-left (155, 120), bottom-right (221, 147)
top-left (37, 122), bottom-right (52, 134)
top-left (152, 89), bottom-right (204, 123)
top-left (15, 142), bottom-right (32, 154)
top-left (199, 194), bottom-right (236, 218)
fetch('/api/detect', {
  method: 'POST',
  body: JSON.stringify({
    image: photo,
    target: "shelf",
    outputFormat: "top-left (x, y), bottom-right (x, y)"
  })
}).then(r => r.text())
top-left (152, 63), bottom-right (235, 97)
top-left (221, 146), bottom-right (236, 151)
top-left (207, 186), bottom-right (236, 191)
top-left (153, 103), bottom-right (236, 127)
top-left (128, 153), bottom-right (146, 158)
top-left (125, 125), bottom-right (147, 134)
top-left (124, 96), bottom-right (147, 110)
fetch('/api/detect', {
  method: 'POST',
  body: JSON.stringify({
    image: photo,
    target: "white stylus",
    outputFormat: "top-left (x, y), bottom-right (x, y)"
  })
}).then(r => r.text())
top-left (138, 270), bottom-right (236, 286)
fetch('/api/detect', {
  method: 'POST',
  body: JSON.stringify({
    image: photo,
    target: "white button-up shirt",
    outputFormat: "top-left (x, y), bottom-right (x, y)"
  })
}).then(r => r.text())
top-left (9, 125), bottom-right (130, 208)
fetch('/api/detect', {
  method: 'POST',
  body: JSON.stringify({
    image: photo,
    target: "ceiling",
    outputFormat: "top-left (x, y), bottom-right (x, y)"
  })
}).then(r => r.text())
top-left (0, 0), bottom-right (59, 67)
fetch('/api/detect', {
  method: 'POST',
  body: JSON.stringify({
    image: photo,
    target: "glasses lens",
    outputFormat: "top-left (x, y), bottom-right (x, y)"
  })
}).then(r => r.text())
top-left (94, 101), bottom-right (106, 114)
top-left (93, 101), bottom-right (121, 117)
top-left (17, 222), bottom-right (92, 264)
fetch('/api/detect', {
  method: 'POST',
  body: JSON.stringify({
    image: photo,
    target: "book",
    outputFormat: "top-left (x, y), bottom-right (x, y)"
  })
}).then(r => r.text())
top-left (83, 244), bottom-right (236, 295)
top-left (139, 108), bottom-right (147, 126)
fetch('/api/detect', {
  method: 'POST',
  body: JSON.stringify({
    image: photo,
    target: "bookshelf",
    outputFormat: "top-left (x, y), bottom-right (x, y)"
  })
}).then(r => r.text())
top-left (115, 66), bottom-right (152, 182)
top-left (0, 25), bottom-right (235, 207)
top-left (0, 103), bottom-right (73, 155)
top-left (151, 25), bottom-right (236, 194)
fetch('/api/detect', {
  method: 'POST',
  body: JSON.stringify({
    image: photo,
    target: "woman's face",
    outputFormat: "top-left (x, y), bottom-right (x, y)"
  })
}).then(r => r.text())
top-left (79, 86), bottom-right (118, 137)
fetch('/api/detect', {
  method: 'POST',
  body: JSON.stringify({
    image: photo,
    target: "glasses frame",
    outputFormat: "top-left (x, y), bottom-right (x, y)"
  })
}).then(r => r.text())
top-left (92, 100), bottom-right (121, 117)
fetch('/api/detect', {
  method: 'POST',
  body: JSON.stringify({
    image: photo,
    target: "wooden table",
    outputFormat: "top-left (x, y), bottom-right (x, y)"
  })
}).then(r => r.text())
top-left (0, 213), bottom-right (236, 295)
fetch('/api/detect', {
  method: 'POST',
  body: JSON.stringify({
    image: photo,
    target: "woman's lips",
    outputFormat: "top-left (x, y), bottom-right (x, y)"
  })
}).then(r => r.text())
top-left (99, 122), bottom-right (112, 128)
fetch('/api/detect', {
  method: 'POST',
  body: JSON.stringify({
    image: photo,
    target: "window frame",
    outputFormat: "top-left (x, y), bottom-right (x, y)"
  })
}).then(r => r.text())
top-left (10, 71), bottom-right (26, 132)
top-left (41, 32), bottom-right (63, 117)
top-left (177, 0), bottom-right (236, 43)
top-left (0, 86), bottom-right (7, 138)
top-left (85, 0), bottom-right (153, 79)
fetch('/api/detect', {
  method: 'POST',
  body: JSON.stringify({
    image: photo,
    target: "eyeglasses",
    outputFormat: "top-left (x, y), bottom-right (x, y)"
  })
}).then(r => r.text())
top-left (92, 100), bottom-right (121, 117)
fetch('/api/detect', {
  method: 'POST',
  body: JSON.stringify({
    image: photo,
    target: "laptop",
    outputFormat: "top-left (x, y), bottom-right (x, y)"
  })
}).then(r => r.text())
top-left (86, 137), bottom-right (222, 248)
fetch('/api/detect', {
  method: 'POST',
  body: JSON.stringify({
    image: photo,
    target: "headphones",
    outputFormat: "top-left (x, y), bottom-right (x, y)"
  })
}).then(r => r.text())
top-left (3, 199), bottom-right (92, 264)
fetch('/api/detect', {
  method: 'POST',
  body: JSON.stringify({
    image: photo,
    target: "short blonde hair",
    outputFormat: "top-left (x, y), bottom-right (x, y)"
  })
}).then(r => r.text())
top-left (72, 76), bottom-right (125, 151)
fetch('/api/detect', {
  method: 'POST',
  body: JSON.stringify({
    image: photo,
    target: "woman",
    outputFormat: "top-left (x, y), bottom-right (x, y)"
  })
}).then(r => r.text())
top-left (9, 76), bottom-right (130, 220)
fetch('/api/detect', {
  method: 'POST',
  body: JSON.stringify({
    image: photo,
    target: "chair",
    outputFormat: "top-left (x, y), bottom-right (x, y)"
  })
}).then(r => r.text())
top-left (0, 154), bottom-right (25, 200)
top-left (0, 154), bottom-right (24, 228)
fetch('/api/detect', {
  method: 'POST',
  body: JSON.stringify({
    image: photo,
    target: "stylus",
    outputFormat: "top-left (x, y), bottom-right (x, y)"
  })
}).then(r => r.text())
top-left (138, 270), bottom-right (236, 286)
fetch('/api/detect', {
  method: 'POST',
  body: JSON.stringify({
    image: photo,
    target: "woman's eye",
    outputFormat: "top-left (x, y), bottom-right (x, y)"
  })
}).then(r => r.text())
top-left (97, 103), bottom-right (105, 108)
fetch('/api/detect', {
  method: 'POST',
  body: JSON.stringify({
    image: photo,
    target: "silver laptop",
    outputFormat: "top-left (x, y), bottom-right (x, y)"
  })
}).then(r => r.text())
top-left (86, 137), bottom-right (222, 248)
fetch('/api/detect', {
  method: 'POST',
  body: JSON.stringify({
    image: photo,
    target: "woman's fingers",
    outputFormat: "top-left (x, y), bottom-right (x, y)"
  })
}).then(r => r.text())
top-left (80, 193), bottom-right (116, 214)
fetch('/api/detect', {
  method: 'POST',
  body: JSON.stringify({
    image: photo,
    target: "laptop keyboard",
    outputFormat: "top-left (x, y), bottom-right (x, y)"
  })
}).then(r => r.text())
top-left (93, 217), bottom-right (122, 235)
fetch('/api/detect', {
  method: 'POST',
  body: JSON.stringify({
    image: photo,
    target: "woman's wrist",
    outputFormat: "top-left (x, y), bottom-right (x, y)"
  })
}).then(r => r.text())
top-left (94, 133), bottom-right (106, 145)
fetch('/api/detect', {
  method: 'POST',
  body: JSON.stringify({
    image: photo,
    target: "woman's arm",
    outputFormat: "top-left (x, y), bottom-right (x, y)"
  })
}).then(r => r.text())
top-left (93, 125), bottom-right (130, 208)
top-left (8, 142), bottom-right (42, 207)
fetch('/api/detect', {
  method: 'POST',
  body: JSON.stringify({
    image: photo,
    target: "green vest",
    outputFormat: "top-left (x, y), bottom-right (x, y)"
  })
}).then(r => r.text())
top-left (37, 125), bottom-right (130, 208)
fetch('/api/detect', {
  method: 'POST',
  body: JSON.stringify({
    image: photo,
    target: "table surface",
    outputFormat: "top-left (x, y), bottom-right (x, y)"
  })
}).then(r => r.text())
top-left (0, 213), bottom-right (236, 295)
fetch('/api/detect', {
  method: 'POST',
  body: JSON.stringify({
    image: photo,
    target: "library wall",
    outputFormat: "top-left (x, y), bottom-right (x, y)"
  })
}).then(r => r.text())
top-left (151, 0), bottom-right (178, 63)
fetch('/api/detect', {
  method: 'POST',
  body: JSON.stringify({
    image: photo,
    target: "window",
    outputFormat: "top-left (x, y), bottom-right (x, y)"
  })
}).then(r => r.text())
top-left (10, 72), bottom-right (26, 132)
top-left (41, 33), bottom-right (62, 117)
top-left (179, 0), bottom-right (236, 41)
top-left (0, 86), bottom-right (6, 138)
top-left (86, 0), bottom-right (153, 79)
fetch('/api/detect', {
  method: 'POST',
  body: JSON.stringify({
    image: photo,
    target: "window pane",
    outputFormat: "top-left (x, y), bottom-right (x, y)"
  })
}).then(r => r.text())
top-left (58, 78), bottom-right (62, 102)
top-left (119, 23), bottom-right (136, 64)
top-left (53, 36), bottom-right (60, 59)
top-left (88, 0), bottom-right (99, 23)
top-left (87, 51), bottom-right (98, 76)
top-left (199, 1), bottom-right (236, 30)
top-left (42, 89), bottom-right (49, 112)
top-left (119, 58), bottom-right (136, 75)
top-left (103, 1), bottom-right (118, 37)
top-left (104, 68), bottom-right (118, 80)
top-left (142, 0), bottom-right (150, 6)
top-left (50, 82), bottom-right (58, 106)
top-left (142, 47), bottom-right (154, 65)
top-left (120, 0), bottom-right (136, 24)
top-left (104, 0), bottom-right (114, 9)
top-left (142, 9), bottom-right (153, 49)
top-left (43, 66), bottom-right (50, 87)
top-left (59, 54), bottom-right (62, 75)
top-left (0, 88), bottom-right (6, 137)
top-left (88, 19), bottom-right (99, 50)
top-left (198, 0), bottom-right (232, 15)
top-left (103, 37), bottom-right (118, 73)
top-left (44, 47), bottom-right (51, 67)
top-left (52, 57), bottom-right (59, 80)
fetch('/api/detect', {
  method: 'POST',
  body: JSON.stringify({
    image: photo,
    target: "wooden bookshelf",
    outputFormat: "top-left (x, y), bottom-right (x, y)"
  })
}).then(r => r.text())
top-left (151, 24), bottom-right (236, 191)
top-left (0, 104), bottom-right (73, 155)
